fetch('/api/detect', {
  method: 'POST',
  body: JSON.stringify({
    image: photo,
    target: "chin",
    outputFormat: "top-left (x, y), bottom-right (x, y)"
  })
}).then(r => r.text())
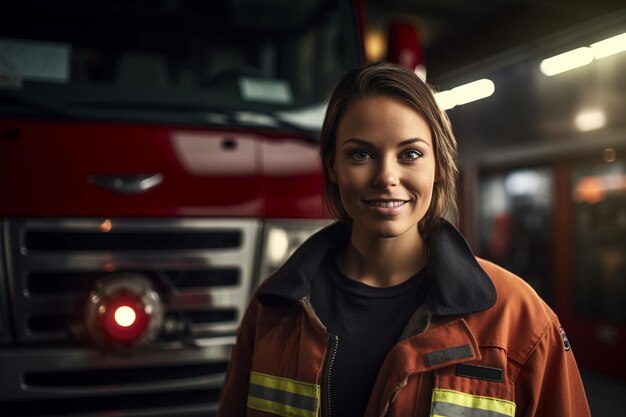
top-left (368, 221), bottom-right (417, 239)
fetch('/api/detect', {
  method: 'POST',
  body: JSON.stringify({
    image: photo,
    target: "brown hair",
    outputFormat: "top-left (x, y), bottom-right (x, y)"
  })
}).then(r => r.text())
top-left (319, 61), bottom-right (458, 235)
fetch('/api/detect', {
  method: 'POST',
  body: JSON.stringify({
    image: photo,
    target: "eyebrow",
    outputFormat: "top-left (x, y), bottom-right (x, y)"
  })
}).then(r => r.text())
top-left (341, 137), bottom-right (431, 148)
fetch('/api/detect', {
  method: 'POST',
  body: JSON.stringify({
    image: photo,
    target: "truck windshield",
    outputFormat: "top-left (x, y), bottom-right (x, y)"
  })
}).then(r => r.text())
top-left (0, 0), bottom-right (361, 130)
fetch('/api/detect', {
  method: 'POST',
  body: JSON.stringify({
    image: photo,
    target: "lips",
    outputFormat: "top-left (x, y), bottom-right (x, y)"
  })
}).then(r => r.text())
top-left (365, 199), bottom-right (409, 207)
top-left (363, 199), bottom-right (411, 216)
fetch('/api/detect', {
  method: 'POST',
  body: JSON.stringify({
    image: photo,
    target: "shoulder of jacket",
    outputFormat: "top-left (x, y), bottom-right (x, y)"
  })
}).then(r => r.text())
top-left (468, 258), bottom-right (557, 365)
top-left (247, 280), bottom-right (303, 327)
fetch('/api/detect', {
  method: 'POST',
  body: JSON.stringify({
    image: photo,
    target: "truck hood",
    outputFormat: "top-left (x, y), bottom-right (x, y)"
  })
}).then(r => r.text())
top-left (0, 120), bottom-right (325, 218)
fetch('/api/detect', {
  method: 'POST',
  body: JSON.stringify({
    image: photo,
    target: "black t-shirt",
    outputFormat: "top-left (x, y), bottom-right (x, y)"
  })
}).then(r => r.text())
top-left (310, 251), bottom-right (429, 417)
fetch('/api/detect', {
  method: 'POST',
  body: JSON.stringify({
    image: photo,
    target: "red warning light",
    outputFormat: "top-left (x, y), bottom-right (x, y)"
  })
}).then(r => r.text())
top-left (114, 306), bottom-right (136, 327)
top-left (102, 297), bottom-right (148, 342)
top-left (84, 274), bottom-right (164, 353)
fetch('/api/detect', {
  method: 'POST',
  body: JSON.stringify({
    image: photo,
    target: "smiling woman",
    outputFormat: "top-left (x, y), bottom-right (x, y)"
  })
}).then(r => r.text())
top-left (217, 62), bottom-right (591, 417)
top-left (324, 95), bottom-right (436, 287)
top-left (331, 96), bottom-right (435, 248)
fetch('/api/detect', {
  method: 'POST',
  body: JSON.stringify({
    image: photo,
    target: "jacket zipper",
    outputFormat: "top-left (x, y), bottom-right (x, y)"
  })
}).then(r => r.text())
top-left (322, 334), bottom-right (339, 417)
top-left (300, 298), bottom-right (337, 417)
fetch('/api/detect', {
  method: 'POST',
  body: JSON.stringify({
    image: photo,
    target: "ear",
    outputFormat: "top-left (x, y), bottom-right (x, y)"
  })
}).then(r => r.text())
top-left (326, 155), bottom-right (338, 184)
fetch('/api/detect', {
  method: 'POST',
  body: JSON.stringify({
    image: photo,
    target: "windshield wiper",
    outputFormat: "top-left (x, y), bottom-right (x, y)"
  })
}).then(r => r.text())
top-left (68, 100), bottom-right (319, 142)
top-left (232, 110), bottom-right (319, 143)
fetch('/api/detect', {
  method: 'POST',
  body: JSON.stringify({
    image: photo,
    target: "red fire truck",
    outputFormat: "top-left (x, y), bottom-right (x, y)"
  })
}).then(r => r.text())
top-left (0, 1), bottom-right (390, 416)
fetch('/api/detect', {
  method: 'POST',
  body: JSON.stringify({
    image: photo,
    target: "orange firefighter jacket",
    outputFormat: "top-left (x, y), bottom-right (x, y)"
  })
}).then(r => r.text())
top-left (217, 220), bottom-right (591, 417)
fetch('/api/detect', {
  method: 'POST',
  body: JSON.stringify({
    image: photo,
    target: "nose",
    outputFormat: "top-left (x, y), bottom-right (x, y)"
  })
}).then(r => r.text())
top-left (371, 157), bottom-right (399, 189)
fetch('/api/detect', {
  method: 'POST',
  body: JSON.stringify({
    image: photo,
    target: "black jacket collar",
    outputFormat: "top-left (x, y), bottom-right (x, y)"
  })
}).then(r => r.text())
top-left (257, 219), bottom-right (496, 317)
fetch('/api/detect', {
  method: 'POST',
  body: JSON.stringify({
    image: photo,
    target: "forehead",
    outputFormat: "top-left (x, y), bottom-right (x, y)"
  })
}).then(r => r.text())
top-left (337, 95), bottom-right (432, 145)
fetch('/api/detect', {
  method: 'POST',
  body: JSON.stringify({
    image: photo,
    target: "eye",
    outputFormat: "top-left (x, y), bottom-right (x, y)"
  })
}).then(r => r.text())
top-left (399, 149), bottom-right (422, 161)
top-left (349, 150), bottom-right (372, 161)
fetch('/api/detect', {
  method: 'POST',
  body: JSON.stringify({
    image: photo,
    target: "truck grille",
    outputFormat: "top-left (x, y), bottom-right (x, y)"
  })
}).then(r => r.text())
top-left (24, 362), bottom-right (229, 387)
top-left (1, 389), bottom-right (222, 417)
top-left (5, 218), bottom-right (258, 344)
top-left (1, 218), bottom-right (261, 416)
top-left (25, 230), bottom-right (241, 251)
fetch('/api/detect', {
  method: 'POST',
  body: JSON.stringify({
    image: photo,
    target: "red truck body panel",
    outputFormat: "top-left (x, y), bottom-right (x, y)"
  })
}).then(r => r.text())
top-left (0, 120), bottom-right (325, 218)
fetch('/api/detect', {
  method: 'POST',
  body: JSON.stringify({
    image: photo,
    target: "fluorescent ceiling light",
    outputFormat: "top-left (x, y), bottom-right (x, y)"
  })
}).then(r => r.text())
top-left (434, 90), bottom-right (457, 111)
top-left (452, 79), bottom-right (495, 105)
top-left (591, 32), bottom-right (626, 59)
top-left (540, 47), bottom-right (593, 76)
top-left (434, 79), bottom-right (495, 110)
top-left (575, 110), bottom-right (606, 132)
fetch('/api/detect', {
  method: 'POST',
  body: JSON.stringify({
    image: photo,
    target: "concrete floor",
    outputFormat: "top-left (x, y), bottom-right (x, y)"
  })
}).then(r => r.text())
top-left (582, 371), bottom-right (626, 416)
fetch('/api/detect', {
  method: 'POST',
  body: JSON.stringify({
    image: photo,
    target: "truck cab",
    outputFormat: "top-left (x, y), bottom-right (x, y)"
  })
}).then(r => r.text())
top-left (0, 1), bottom-right (364, 415)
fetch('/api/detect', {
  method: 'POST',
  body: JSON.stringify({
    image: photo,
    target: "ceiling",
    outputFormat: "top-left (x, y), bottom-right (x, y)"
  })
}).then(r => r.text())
top-left (364, 0), bottom-right (626, 82)
top-left (363, 0), bottom-right (626, 163)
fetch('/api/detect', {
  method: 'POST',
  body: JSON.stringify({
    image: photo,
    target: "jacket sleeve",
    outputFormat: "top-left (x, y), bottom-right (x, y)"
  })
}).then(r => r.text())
top-left (514, 318), bottom-right (591, 417)
top-left (216, 297), bottom-right (259, 417)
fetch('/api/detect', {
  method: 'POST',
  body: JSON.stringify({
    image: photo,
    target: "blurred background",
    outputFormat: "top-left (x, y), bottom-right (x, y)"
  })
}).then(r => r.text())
top-left (1, 1), bottom-right (625, 416)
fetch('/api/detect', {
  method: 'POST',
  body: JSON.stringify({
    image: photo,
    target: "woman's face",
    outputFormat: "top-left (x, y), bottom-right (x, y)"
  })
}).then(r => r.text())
top-left (330, 95), bottom-right (436, 239)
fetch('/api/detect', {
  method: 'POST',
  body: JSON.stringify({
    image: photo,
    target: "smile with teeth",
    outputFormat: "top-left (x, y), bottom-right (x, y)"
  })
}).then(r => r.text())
top-left (367, 200), bottom-right (408, 207)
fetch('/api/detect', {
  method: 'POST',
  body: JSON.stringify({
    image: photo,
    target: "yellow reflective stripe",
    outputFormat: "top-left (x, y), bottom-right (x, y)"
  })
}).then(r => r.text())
top-left (250, 371), bottom-right (319, 399)
top-left (247, 396), bottom-right (316, 417)
top-left (247, 372), bottom-right (320, 417)
top-left (432, 389), bottom-right (516, 417)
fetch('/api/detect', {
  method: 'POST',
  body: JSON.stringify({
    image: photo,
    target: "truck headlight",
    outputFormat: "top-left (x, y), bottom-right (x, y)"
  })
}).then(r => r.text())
top-left (258, 220), bottom-right (330, 281)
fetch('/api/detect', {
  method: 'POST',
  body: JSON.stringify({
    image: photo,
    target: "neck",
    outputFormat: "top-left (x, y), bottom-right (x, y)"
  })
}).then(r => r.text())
top-left (338, 226), bottom-right (427, 287)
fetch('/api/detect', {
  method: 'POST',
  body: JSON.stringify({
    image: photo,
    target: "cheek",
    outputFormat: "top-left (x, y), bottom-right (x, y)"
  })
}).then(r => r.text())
top-left (336, 176), bottom-right (360, 203)
top-left (412, 166), bottom-right (436, 191)
top-left (411, 173), bottom-right (437, 211)
top-left (336, 166), bottom-right (369, 191)
top-left (335, 171), bottom-right (369, 214)
top-left (420, 161), bottom-right (437, 193)
top-left (419, 176), bottom-right (438, 213)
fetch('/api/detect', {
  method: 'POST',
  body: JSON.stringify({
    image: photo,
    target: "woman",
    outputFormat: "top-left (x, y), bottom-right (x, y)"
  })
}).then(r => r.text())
top-left (217, 62), bottom-right (590, 417)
